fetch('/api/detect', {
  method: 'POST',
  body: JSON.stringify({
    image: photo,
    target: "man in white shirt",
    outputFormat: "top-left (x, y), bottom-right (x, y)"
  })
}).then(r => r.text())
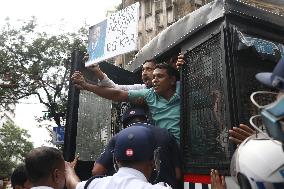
top-left (25, 147), bottom-right (66, 189)
top-left (65, 126), bottom-right (172, 189)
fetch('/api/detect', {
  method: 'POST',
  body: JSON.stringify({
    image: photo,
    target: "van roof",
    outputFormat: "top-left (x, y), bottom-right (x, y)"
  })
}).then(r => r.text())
top-left (128, 0), bottom-right (284, 71)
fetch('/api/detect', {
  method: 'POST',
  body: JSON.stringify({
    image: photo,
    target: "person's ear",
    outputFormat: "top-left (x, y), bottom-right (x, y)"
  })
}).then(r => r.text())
top-left (52, 168), bottom-right (61, 183)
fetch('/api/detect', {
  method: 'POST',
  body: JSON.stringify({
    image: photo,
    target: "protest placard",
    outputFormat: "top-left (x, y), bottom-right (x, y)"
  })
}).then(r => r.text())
top-left (86, 2), bottom-right (139, 67)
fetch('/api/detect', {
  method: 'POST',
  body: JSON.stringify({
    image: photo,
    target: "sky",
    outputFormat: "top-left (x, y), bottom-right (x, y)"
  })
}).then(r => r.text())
top-left (1, 0), bottom-right (121, 147)
top-left (0, 0), bottom-right (121, 29)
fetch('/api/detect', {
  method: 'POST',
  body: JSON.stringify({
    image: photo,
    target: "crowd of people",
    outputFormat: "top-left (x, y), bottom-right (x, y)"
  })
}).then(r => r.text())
top-left (5, 54), bottom-right (284, 189)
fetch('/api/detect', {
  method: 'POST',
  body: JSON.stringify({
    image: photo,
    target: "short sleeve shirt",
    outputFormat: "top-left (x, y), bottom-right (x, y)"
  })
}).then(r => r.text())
top-left (128, 84), bottom-right (181, 142)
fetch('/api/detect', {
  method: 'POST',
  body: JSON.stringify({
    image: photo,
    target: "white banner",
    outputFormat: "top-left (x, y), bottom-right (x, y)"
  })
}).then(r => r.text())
top-left (86, 2), bottom-right (139, 66)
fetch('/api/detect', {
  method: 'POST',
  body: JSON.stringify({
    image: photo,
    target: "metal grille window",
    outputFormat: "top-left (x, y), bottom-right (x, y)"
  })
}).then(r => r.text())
top-left (181, 28), bottom-right (282, 174)
top-left (155, 12), bottom-right (164, 28)
top-left (166, 0), bottom-right (173, 8)
top-left (154, 0), bottom-right (162, 12)
top-left (145, 0), bottom-right (152, 15)
top-left (167, 9), bottom-right (174, 25)
top-left (182, 33), bottom-right (233, 174)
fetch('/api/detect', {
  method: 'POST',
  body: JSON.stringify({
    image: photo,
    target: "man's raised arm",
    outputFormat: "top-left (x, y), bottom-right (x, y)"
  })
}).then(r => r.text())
top-left (71, 71), bottom-right (129, 102)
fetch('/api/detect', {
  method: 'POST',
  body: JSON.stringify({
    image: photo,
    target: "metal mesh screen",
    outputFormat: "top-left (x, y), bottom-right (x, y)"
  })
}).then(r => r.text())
top-left (110, 102), bottom-right (131, 135)
top-left (181, 30), bottom-right (281, 174)
top-left (232, 44), bottom-right (280, 126)
top-left (76, 91), bottom-right (112, 161)
top-left (182, 33), bottom-right (233, 174)
top-left (229, 29), bottom-right (284, 135)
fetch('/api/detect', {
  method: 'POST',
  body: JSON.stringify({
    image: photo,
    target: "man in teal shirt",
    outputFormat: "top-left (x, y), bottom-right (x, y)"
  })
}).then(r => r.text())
top-left (72, 63), bottom-right (180, 142)
top-left (128, 81), bottom-right (180, 141)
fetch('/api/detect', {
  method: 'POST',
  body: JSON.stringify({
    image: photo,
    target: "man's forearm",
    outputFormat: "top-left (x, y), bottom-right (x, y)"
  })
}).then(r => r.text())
top-left (82, 82), bottom-right (128, 102)
top-left (65, 162), bottom-right (81, 189)
top-left (65, 173), bottom-right (80, 189)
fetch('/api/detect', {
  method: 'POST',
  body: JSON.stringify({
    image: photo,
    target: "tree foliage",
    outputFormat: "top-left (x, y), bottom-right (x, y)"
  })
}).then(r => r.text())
top-left (115, 3), bottom-right (123, 11)
top-left (0, 17), bottom-right (88, 126)
top-left (0, 122), bottom-right (33, 177)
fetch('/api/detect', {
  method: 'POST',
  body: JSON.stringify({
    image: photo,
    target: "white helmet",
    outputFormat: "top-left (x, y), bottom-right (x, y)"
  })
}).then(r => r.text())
top-left (230, 135), bottom-right (284, 189)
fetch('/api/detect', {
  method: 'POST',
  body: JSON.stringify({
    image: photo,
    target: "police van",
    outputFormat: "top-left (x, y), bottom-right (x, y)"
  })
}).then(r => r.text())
top-left (64, 0), bottom-right (284, 187)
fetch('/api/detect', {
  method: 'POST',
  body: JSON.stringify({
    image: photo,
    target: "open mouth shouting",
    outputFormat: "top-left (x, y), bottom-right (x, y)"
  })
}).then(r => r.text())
top-left (143, 76), bottom-right (152, 88)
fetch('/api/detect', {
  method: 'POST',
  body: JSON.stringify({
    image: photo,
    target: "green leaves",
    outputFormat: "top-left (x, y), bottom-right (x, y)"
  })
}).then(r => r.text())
top-left (0, 122), bottom-right (33, 177)
top-left (0, 17), bottom-right (88, 126)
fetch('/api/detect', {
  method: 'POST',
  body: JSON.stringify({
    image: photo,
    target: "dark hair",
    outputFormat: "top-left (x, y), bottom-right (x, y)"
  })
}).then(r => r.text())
top-left (11, 164), bottom-right (28, 189)
top-left (25, 147), bottom-right (64, 184)
top-left (143, 59), bottom-right (156, 65)
top-left (118, 159), bottom-right (153, 169)
top-left (155, 63), bottom-right (180, 80)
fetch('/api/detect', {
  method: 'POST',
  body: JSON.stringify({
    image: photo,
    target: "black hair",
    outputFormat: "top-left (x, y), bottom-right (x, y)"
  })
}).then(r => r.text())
top-left (143, 59), bottom-right (156, 65)
top-left (11, 164), bottom-right (28, 189)
top-left (118, 160), bottom-right (137, 167)
top-left (155, 63), bottom-right (180, 80)
top-left (118, 159), bottom-right (153, 168)
top-left (25, 147), bottom-right (64, 184)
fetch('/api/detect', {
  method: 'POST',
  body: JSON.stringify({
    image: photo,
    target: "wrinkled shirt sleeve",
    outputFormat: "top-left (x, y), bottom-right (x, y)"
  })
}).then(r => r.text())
top-left (98, 74), bottom-right (145, 91)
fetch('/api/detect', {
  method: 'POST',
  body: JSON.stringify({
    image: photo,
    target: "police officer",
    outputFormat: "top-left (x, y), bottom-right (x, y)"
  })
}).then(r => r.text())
top-left (92, 107), bottom-right (182, 189)
top-left (65, 126), bottom-right (172, 189)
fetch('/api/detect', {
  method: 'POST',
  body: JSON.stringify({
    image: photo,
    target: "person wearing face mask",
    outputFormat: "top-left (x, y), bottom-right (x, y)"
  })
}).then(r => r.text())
top-left (211, 90), bottom-right (284, 189)
top-left (210, 57), bottom-right (284, 189)
top-left (229, 57), bottom-right (284, 145)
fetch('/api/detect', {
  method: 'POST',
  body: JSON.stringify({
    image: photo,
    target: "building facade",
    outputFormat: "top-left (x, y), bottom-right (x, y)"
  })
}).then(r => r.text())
top-left (243, 0), bottom-right (284, 15)
top-left (117, 0), bottom-right (284, 66)
top-left (0, 104), bottom-right (16, 128)
top-left (0, 77), bottom-right (16, 128)
top-left (118, 0), bottom-right (212, 66)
